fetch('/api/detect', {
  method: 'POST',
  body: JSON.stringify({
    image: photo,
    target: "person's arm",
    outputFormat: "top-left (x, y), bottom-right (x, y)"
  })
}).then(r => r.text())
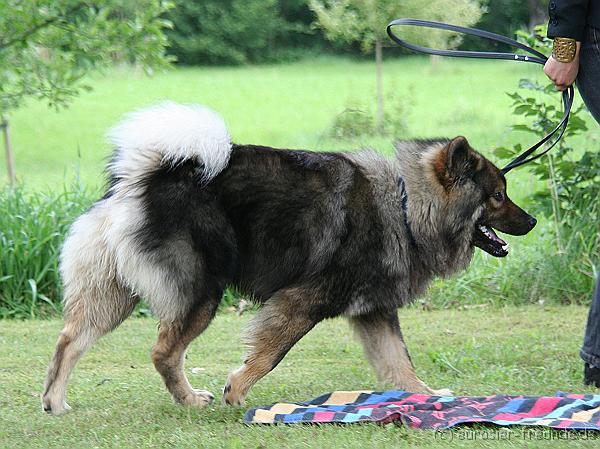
top-left (544, 0), bottom-right (589, 91)
top-left (547, 0), bottom-right (590, 41)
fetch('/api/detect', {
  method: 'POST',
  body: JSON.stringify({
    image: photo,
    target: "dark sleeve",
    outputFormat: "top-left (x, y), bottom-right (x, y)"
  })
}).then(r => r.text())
top-left (547, 0), bottom-right (590, 41)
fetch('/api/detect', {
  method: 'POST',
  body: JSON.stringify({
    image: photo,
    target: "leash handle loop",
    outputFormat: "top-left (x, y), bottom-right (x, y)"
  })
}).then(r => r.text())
top-left (387, 19), bottom-right (548, 64)
top-left (386, 18), bottom-right (574, 173)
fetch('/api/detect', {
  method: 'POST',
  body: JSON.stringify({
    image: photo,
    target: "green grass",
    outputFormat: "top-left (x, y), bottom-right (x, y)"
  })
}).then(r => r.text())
top-left (1, 305), bottom-right (598, 448)
top-left (3, 56), bottom-right (598, 193)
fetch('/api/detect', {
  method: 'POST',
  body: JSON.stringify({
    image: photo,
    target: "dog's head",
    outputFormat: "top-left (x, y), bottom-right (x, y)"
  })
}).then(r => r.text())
top-left (427, 136), bottom-right (536, 257)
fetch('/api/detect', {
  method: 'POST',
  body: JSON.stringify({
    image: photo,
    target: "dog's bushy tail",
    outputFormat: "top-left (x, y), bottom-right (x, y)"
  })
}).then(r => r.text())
top-left (107, 102), bottom-right (231, 188)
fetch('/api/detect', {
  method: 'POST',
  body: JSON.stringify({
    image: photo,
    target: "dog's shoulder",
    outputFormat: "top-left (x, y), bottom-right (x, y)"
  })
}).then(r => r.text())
top-left (341, 150), bottom-right (398, 178)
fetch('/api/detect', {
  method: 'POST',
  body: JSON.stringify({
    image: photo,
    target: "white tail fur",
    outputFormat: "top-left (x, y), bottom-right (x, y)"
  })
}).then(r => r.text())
top-left (107, 102), bottom-right (231, 188)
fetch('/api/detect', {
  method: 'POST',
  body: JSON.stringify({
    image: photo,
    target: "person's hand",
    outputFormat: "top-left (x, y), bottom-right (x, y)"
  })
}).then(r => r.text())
top-left (543, 42), bottom-right (581, 91)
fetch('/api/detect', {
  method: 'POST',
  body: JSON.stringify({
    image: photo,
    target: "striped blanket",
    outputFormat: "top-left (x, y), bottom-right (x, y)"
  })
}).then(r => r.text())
top-left (244, 390), bottom-right (600, 430)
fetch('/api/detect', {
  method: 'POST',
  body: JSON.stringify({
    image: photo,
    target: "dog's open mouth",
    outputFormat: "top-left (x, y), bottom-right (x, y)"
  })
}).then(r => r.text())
top-left (473, 224), bottom-right (509, 257)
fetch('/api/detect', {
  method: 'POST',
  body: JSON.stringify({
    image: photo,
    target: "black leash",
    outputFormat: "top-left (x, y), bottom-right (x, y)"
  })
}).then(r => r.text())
top-left (386, 18), bottom-right (575, 174)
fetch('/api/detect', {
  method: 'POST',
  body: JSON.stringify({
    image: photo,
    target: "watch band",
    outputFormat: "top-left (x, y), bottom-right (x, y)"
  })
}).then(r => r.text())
top-left (552, 37), bottom-right (577, 63)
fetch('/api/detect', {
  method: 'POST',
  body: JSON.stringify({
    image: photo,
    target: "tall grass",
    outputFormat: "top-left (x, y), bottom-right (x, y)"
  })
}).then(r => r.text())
top-left (0, 184), bottom-right (93, 318)
top-left (427, 215), bottom-right (599, 308)
top-left (0, 185), bottom-right (247, 318)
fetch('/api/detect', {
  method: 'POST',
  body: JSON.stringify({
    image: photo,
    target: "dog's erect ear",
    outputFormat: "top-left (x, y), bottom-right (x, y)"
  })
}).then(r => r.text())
top-left (445, 136), bottom-right (482, 179)
top-left (429, 136), bottom-right (483, 190)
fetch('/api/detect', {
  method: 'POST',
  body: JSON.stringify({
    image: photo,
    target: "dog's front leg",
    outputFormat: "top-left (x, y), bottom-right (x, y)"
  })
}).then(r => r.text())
top-left (223, 288), bottom-right (317, 406)
top-left (349, 310), bottom-right (452, 395)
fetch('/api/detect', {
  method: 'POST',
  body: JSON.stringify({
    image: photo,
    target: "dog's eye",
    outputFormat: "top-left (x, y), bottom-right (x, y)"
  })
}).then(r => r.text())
top-left (492, 191), bottom-right (504, 202)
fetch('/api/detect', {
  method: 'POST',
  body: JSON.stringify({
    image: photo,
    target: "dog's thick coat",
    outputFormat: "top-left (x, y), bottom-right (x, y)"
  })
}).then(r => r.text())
top-left (42, 103), bottom-right (535, 414)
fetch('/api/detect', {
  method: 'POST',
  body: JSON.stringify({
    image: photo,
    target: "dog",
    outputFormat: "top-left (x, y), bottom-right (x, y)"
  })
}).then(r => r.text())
top-left (42, 103), bottom-right (536, 415)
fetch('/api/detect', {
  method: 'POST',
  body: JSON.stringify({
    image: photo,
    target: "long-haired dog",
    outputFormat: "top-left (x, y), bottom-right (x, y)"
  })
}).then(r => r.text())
top-left (42, 103), bottom-right (536, 414)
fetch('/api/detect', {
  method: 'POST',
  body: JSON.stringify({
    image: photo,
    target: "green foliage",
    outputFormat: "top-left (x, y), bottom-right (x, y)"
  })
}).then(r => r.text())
top-left (492, 25), bottom-right (599, 303)
top-left (166, 0), bottom-right (311, 65)
top-left (309, 0), bottom-right (483, 51)
top-left (0, 184), bottom-right (93, 318)
top-left (330, 108), bottom-right (375, 138)
top-left (427, 228), bottom-right (597, 307)
top-left (0, 0), bottom-right (173, 113)
top-left (459, 0), bottom-right (530, 52)
top-left (278, 0), bottom-right (327, 48)
top-left (0, 183), bottom-right (245, 319)
top-left (310, 0), bottom-right (483, 135)
top-left (330, 96), bottom-right (407, 139)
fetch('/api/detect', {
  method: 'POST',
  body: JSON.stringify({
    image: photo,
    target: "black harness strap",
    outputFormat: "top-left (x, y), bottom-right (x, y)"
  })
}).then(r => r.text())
top-left (386, 18), bottom-right (575, 174)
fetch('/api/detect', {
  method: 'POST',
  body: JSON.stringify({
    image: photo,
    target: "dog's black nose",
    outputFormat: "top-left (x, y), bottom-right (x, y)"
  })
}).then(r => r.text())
top-left (528, 216), bottom-right (537, 228)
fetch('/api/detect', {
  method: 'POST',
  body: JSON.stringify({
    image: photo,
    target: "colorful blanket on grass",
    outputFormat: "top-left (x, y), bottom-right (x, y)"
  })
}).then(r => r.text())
top-left (244, 390), bottom-right (600, 430)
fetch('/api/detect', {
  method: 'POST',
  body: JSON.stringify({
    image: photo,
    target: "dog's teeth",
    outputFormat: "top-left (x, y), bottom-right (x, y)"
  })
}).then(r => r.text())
top-left (478, 225), bottom-right (491, 237)
top-left (502, 243), bottom-right (509, 251)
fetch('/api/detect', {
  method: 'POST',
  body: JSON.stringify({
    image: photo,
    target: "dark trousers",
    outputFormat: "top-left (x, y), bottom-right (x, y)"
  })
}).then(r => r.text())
top-left (577, 25), bottom-right (600, 367)
top-left (582, 281), bottom-right (600, 367)
top-left (577, 26), bottom-right (600, 122)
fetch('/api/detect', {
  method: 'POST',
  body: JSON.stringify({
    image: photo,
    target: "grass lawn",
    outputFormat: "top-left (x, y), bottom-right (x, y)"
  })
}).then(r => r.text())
top-left (1, 305), bottom-right (598, 448)
top-left (3, 56), bottom-right (597, 193)
top-left (1, 57), bottom-right (598, 447)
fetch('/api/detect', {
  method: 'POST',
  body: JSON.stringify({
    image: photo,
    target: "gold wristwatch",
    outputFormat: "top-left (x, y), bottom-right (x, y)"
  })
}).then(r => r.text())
top-left (552, 37), bottom-right (577, 63)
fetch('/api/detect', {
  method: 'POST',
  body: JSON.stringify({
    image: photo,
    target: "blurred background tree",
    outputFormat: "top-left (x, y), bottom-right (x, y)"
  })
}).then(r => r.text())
top-left (166, 0), bottom-right (316, 65)
top-left (309, 0), bottom-right (483, 133)
top-left (459, 0), bottom-right (548, 51)
top-left (0, 0), bottom-right (173, 183)
top-left (165, 1), bottom-right (549, 66)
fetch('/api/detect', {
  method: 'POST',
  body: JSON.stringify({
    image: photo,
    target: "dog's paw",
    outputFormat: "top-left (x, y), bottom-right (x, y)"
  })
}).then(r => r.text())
top-left (429, 388), bottom-right (454, 397)
top-left (222, 382), bottom-right (245, 406)
top-left (41, 395), bottom-right (71, 416)
top-left (178, 389), bottom-right (214, 407)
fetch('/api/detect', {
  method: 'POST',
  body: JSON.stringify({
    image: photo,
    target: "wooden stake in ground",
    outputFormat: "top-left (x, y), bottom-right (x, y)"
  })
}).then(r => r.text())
top-left (374, 38), bottom-right (384, 134)
top-left (1, 115), bottom-right (16, 184)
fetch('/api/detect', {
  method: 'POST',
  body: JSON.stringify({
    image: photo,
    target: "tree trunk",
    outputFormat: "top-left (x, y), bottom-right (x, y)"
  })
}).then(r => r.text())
top-left (375, 38), bottom-right (384, 134)
top-left (1, 115), bottom-right (15, 185)
top-left (528, 0), bottom-right (548, 30)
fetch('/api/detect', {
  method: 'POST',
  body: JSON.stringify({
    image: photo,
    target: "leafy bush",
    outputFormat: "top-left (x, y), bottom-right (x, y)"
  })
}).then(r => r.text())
top-left (0, 184), bottom-right (93, 318)
top-left (0, 0), bottom-right (172, 114)
top-left (330, 107), bottom-right (375, 138)
top-left (491, 26), bottom-right (599, 304)
top-left (330, 96), bottom-right (408, 139)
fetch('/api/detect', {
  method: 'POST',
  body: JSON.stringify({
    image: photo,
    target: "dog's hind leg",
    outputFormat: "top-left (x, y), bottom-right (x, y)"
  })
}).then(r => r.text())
top-left (223, 288), bottom-right (317, 406)
top-left (42, 207), bottom-right (139, 415)
top-left (350, 310), bottom-right (452, 395)
top-left (151, 297), bottom-right (220, 408)
top-left (42, 284), bottom-right (137, 415)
